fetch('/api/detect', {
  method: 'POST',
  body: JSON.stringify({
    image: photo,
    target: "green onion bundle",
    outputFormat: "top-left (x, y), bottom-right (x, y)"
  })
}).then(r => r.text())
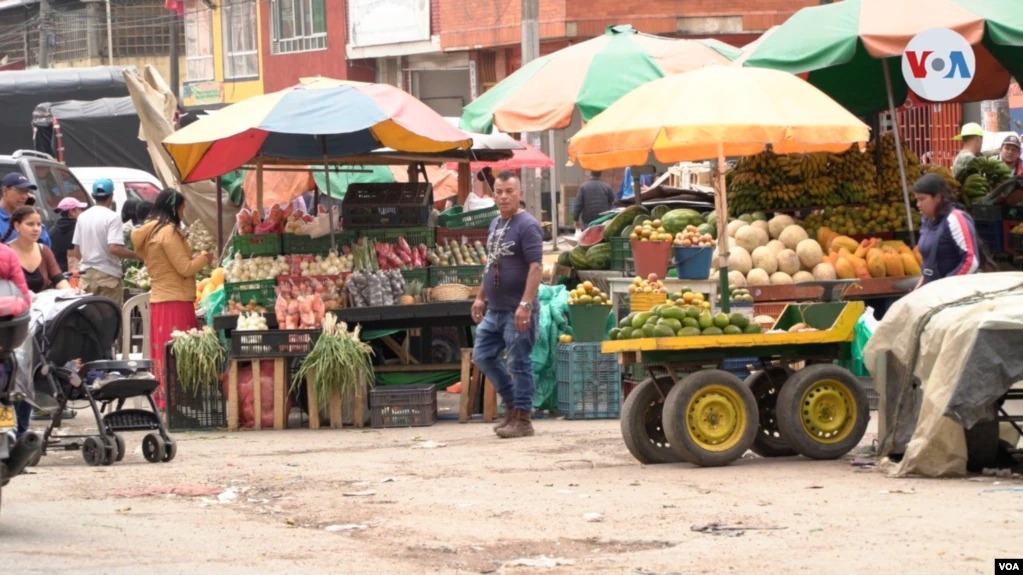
top-left (293, 314), bottom-right (375, 405)
top-left (171, 327), bottom-right (226, 395)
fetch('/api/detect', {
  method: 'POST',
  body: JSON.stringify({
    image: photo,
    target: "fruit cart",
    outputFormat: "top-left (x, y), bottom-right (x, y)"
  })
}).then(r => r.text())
top-left (604, 280), bottom-right (870, 467)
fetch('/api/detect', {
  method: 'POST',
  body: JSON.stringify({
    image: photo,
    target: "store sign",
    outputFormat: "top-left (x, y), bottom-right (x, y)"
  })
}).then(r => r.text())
top-left (182, 81), bottom-right (224, 107)
top-left (901, 28), bottom-right (975, 102)
top-left (349, 0), bottom-right (430, 48)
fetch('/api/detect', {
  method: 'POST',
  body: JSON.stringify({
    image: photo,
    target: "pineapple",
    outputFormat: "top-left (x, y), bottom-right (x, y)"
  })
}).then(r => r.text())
top-left (400, 279), bottom-right (423, 305)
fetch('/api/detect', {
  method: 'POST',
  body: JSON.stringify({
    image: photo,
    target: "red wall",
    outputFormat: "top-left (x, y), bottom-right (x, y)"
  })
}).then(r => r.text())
top-left (260, 0), bottom-right (376, 92)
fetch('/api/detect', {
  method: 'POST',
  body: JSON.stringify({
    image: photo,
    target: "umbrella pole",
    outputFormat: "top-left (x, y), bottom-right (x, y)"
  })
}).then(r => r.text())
top-left (716, 142), bottom-right (731, 314)
top-left (548, 129), bottom-right (558, 252)
top-left (216, 175), bottom-right (223, 256)
top-left (882, 59), bottom-right (917, 247)
top-left (321, 136), bottom-right (335, 253)
top-left (256, 158), bottom-right (264, 215)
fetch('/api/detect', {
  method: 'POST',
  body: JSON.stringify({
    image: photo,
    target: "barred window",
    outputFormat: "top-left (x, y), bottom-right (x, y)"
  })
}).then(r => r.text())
top-left (184, 0), bottom-right (214, 81)
top-left (222, 0), bottom-right (258, 79)
top-left (271, 0), bottom-right (327, 54)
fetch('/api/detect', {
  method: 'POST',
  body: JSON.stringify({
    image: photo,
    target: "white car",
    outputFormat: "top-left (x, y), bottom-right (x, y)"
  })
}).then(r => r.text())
top-left (70, 167), bottom-right (163, 220)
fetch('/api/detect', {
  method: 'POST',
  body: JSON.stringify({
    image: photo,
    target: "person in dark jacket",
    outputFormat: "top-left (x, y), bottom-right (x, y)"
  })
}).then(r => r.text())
top-left (914, 173), bottom-right (981, 288)
top-left (574, 171), bottom-right (615, 230)
top-left (49, 197), bottom-right (87, 273)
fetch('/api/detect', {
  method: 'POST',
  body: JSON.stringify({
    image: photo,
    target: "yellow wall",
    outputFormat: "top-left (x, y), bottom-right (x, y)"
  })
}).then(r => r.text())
top-left (183, 1), bottom-right (264, 107)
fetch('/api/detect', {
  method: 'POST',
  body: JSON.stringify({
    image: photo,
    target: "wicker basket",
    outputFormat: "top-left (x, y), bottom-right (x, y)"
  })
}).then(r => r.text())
top-left (430, 283), bottom-right (472, 301)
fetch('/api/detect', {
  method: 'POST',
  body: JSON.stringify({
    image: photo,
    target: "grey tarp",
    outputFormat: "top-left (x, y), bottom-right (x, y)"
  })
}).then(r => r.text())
top-left (33, 96), bottom-right (152, 172)
top-left (863, 272), bottom-right (1023, 477)
top-left (124, 66), bottom-right (238, 251)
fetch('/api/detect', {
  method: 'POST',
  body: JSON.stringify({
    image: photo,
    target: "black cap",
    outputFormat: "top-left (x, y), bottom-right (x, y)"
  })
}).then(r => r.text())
top-left (1003, 134), bottom-right (1021, 149)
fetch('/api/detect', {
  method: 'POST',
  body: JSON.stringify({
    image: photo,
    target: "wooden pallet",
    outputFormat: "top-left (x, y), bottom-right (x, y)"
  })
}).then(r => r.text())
top-left (304, 368), bottom-right (366, 430)
top-left (458, 348), bottom-right (498, 423)
top-left (226, 357), bottom-right (288, 431)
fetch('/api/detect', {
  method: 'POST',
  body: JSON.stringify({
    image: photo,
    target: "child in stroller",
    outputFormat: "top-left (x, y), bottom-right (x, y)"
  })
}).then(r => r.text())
top-left (28, 292), bottom-right (177, 465)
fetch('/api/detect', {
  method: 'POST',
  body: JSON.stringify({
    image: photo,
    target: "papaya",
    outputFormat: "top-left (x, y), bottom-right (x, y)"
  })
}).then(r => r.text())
top-left (838, 247), bottom-right (855, 260)
top-left (902, 252), bottom-right (922, 276)
top-left (854, 238), bottom-right (878, 259)
top-left (883, 252), bottom-right (905, 276)
top-left (881, 240), bottom-right (909, 252)
top-left (866, 248), bottom-right (884, 263)
top-left (835, 256), bottom-right (857, 279)
top-left (866, 254), bottom-right (887, 278)
top-left (850, 256), bottom-right (871, 280)
top-left (830, 235), bottom-right (859, 253)
top-left (816, 226), bottom-right (835, 247)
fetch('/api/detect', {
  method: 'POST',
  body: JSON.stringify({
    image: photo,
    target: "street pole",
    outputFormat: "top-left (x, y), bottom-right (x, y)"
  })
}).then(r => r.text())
top-left (38, 0), bottom-right (51, 68)
top-left (520, 0), bottom-right (543, 230)
top-left (169, 9), bottom-right (180, 101)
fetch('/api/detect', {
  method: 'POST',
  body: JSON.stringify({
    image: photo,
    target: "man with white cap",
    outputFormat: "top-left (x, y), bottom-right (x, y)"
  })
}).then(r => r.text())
top-left (50, 197), bottom-right (88, 273)
top-left (952, 122), bottom-right (984, 180)
top-left (999, 134), bottom-right (1023, 177)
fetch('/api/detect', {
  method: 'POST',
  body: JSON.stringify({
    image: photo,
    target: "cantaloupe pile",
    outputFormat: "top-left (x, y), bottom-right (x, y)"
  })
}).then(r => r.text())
top-left (710, 215), bottom-right (833, 286)
top-left (815, 227), bottom-right (922, 280)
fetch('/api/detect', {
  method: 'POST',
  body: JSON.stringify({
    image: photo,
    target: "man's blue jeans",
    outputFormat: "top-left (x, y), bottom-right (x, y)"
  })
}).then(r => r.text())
top-left (472, 309), bottom-right (537, 412)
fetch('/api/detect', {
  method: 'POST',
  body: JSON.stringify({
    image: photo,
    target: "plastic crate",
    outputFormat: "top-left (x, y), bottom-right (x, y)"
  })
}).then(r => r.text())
top-left (224, 279), bottom-right (277, 307)
top-left (753, 302), bottom-right (789, 320)
top-left (436, 226), bottom-right (489, 246)
top-left (400, 267), bottom-right (429, 287)
top-left (437, 205), bottom-right (499, 228)
top-left (357, 226), bottom-right (436, 248)
top-left (622, 378), bottom-right (641, 401)
top-left (556, 343), bottom-right (621, 419)
top-left (630, 292), bottom-right (666, 313)
top-left (858, 377), bottom-right (879, 411)
top-left (971, 203), bottom-right (1004, 222)
top-left (430, 265), bottom-right (484, 287)
top-left (281, 232), bottom-right (355, 255)
top-left (721, 357), bottom-right (758, 380)
top-left (369, 384), bottom-right (437, 428)
top-left (232, 234), bottom-right (281, 257)
top-left (231, 330), bottom-right (320, 358)
top-left (609, 237), bottom-right (634, 272)
top-left (165, 343), bottom-right (226, 431)
top-left (342, 182), bottom-right (432, 228)
top-left (976, 220), bottom-right (1004, 254)
top-left (1002, 221), bottom-right (1023, 253)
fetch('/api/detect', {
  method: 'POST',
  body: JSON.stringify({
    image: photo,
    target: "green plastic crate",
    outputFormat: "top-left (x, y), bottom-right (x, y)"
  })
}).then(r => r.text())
top-left (555, 343), bottom-right (621, 419)
top-left (224, 279), bottom-right (277, 307)
top-left (400, 267), bottom-right (430, 287)
top-left (281, 232), bottom-right (355, 255)
top-left (232, 234), bottom-right (281, 257)
top-left (429, 265), bottom-right (484, 287)
top-left (358, 226), bottom-right (436, 248)
top-left (609, 237), bottom-right (634, 273)
top-left (437, 205), bottom-right (499, 228)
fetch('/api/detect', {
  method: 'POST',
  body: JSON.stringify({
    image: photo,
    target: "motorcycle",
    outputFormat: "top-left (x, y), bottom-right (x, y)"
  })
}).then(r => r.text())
top-left (0, 278), bottom-right (39, 516)
top-left (1, 394), bottom-right (41, 515)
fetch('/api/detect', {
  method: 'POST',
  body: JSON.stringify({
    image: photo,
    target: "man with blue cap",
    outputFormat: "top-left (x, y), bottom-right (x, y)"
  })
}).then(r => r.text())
top-left (0, 172), bottom-right (51, 246)
top-left (72, 178), bottom-right (138, 307)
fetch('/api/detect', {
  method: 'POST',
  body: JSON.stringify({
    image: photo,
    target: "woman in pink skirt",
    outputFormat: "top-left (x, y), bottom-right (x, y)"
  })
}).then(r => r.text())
top-left (131, 189), bottom-right (212, 408)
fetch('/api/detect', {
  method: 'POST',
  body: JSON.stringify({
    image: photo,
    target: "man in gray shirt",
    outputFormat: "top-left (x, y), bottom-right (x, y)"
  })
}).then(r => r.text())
top-left (573, 171), bottom-right (615, 230)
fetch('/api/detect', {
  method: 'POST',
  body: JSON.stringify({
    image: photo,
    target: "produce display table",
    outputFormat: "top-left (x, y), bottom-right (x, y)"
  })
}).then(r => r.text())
top-left (746, 276), bottom-right (917, 303)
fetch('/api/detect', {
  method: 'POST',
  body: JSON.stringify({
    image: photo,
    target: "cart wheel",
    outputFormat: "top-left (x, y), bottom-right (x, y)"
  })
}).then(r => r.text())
top-left (100, 436), bottom-right (117, 466)
top-left (745, 368), bottom-right (798, 458)
top-left (663, 370), bottom-right (758, 467)
top-left (776, 364), bottom-right (869, 460)
top-left (620, 376), bottom-right (686, 465)
top-left (141, 433), bottom-right (166, 463)
top-left (113, 434), bottom-right (126, 462)
top-left (82, 436), bottom-right (106, 466)
top-left (162, 439), bottom-right (177, 463)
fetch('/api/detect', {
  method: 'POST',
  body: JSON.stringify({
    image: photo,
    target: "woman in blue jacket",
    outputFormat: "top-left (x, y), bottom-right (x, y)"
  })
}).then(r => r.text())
top-left (913, 173), bottom-right (981, 288)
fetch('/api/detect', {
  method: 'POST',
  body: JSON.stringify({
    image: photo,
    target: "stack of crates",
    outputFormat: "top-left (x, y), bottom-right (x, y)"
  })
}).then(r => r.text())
top-left (556, 343), bottom-right (621, 419)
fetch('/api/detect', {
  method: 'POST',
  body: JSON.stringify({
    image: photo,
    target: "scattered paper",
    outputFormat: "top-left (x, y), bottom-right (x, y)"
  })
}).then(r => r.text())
top-left (411, 440), bottom-right (446, 449)
top-left (503, 556), bottom-right (575, 568)
top-left (583, 512), bottom-right (604, 523)
top-left (325, 524), bottom-right (367, 532)
top-left (380, 477), bottom-right (396, 483)
top-left (217, 489), bottom-right (238, 503)
top-left (343, 490), bottom-right (376, 497)
top-left (879, 488), bottom-right (915, 495)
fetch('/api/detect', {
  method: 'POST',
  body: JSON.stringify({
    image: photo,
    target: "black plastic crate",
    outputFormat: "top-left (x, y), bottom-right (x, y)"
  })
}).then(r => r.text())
top-left (369, 384), bottom-right (437, 428)
top-left (342, 182), bottom-right (432, 228)
top-left (971, 203), bottom-right (1004, 222)
top-left (976, 220), bottom-right (1004, 255)
top-left (1010, 232), bottom-right (1023, 253)
top-left (231, 330), bottom-right (320, 358)
top-left (165, 343), bottom-right (227, 431)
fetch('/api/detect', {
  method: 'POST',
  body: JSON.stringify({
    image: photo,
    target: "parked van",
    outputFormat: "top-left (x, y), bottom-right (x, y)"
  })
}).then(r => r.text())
top-left (0, 150), bottom-right (92, 227)
top-left (70, 167), bottom-right (163, 221)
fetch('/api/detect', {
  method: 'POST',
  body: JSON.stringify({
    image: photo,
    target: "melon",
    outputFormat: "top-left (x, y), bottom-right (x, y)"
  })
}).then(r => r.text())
top-left (770, 271), bottom-right (794, 285)
top-left (779, 225), bottom-right (809, 250)
top-left (776, 249), bottom-right (800, 275)
top-left (728, 270), bottom-right (748, 288)
top-left (578, 225), bottom-right (605, 247)
top-left (746, 268), bottom-right (771, 286)
top-left (727, 219), bottom-right (749, 238)
top-left (750, 220), bottom-right (770, 235)
top-left (795, 239), bottom-right (824, 269)
top-left (792, 270), bottom-right (815, 283)
top-left (768, 214), bottom-right (796, 239)
top-left (750, 246), bottom-right (778, 274)
top-left (735, 225), bottom-right (769, 252)
top-left (765, 239), bottom-right (786, 256)
top-left (709, 238), bottom-right (735, 271)
top-left (727, 246), bottom-right (753, 275)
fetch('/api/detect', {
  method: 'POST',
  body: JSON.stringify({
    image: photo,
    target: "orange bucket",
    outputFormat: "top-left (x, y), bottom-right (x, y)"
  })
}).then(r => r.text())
top-left (630, 240), bottom-right (672, 279)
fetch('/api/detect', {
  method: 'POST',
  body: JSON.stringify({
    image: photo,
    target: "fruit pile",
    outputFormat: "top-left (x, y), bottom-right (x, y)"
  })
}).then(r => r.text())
top-left (667, 288), bottom-right (711, 310)
top-left (429, 238), bottom-right (487, 267)
top-left (717, 286), bottom-right (753, 304)
top-left (957, 156), bottom-right (1012, 208)
top-left (629, 220), bottom-right (672, 243)
top-left (871, 132), bottom-right (924, 203)
top-left (568, 281), bottom-right (612, 306)
top-left (1011, 223), bottom-right (1023, 235)
top-left (802, 202), bottom-right (920, 237)
top-left (673, 225), bottom-right (714, 247)
top-left (627, 274), bottom-right (669, 294)
top-left (608, 304), bottom-right (762, 340)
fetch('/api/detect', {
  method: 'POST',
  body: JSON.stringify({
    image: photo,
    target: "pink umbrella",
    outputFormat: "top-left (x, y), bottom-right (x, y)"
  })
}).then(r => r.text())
top-left (446, 141), bottom-right (554, 172)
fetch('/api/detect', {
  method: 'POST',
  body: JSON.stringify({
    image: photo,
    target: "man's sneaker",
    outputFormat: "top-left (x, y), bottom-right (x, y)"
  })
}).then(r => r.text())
top-left (496, 409), bottom-right (535, 439)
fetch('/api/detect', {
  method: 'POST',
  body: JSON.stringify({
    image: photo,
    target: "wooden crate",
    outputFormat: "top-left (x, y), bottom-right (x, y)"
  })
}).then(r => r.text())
top-left (226, 357), bottom-right (288, 431)
top-left (304, 368), bottom-right (366, 430)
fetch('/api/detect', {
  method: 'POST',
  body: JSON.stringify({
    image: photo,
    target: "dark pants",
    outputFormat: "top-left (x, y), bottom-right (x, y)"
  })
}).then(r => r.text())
top-left (15, 399), bottom-right (31, 437)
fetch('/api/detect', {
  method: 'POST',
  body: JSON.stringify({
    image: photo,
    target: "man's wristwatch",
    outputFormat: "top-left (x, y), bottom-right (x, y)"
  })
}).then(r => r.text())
top-left (519, 301), bottom-right (533, 311)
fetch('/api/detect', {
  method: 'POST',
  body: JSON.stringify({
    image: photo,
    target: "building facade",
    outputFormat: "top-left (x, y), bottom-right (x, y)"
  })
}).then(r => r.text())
top-left (181, 0), bottom-right (264, 108)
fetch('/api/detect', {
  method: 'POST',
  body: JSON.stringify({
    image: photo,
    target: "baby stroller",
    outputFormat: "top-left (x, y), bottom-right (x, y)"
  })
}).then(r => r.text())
top-left (31, 293), bottom-right (176, 466)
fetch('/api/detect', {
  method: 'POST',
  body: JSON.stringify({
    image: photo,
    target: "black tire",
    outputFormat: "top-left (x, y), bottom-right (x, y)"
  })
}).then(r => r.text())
top-left (82, 436), bottom-right (106, 466)
top-left (745, 368), bottom-right (798, 458)
top-left (113, 434), bottom-right (126, 462)
top-left (141, 433), bottom-right (166, 464)
top-left (162, 439), bottom-right (177, 463)
top-left (620, 376), bottom-right (686, 465)
top-left (776, 364), bottom-right (869, 460)
top-left (662, 370), bottom-right (758, 467)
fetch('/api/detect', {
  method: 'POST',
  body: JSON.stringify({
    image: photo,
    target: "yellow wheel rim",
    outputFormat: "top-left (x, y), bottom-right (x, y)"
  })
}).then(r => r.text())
top-left (798, 378), bottom-right (857, 444)
top-left (685, 384), bottom-right (747, 452)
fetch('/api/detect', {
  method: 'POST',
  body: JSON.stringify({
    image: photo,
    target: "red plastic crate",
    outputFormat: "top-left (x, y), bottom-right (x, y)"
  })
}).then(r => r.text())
top-left (753, 302), bottom-right (790, 320)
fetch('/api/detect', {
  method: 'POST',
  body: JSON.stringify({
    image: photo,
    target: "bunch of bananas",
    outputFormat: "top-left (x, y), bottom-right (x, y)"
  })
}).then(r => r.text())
top-left (869, 132), bottom-right (924, 203)
top-left (956, 156), bottom-right (1012, 208)
top-left (829, 146), bottom-right (882, 203)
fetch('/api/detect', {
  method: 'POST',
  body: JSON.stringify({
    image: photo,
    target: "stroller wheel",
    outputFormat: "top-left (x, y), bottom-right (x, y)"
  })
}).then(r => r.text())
top-left (82, 437), bottom-right (107, 466)
top-left (162, 439), bottom-right (177, 463)
top-left (113, 434), bottom-right (126, 462)
top-left (141, 433), bottom-right (165, 464)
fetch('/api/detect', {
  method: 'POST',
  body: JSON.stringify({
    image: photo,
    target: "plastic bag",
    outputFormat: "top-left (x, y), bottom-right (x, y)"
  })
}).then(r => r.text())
top-left (199, 287), bottom-right (226, 327)
top-left (531, 284), bottom-right (570, 411)
top-left (841, 306), bottom-right (876, 377)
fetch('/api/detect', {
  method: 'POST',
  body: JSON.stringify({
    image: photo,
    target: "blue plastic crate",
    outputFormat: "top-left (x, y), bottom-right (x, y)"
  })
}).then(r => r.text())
top-left (720, 356), bottom-right (758, 381)
top-left (556, 343), bottom-right (621, 419)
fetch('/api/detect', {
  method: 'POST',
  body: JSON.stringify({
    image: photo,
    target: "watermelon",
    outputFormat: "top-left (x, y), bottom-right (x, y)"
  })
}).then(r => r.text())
top-left (632, 215), bottom-right (651, 226)
top-left (650, 205), bottom-right (670, 220)
top-left (585, 243), bottom-right (612, 270)
top-left (604, 206), bottom-right (649, 239)
top-left (557, 251), bottom-right (573, 267)
top-left (578, 225), bottom-right (605, 247)
top-left (696, 223), bottom-right (716, 238)
top-left (661, 209), bottom-right (704, 234)
top-left (569, 246), bottom-right (589, 269)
